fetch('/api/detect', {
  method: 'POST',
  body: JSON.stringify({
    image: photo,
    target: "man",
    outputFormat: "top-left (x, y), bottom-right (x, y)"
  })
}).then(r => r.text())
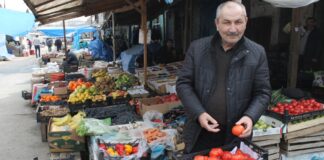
top-left (33, 35), bottom-right (41, 58)
top-left (176, 1), bottom-right (271, 153)
top-left (46, 38), bottom-right (53, 52)
top-left (55, 38), bottom-right (62, 52)
top-left (299, 17), bottom-right (321, 71)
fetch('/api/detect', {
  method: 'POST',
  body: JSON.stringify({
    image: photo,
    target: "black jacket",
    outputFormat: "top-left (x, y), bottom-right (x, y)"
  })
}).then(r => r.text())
top-left (176, 34), bottom-right (271, 153)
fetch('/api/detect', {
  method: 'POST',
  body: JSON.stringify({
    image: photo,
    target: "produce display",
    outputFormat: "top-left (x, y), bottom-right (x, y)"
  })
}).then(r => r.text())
top-left (270, 99), bottom-right (323, 115)
top-left (40, 95), bottom-right (61, 102)
top-left (114, 73), bottom-right (138, 90)
top-left (68, 79), bottom-right (93, 91)
top-left (143, 128), bottom-right (167, 143)
top-left (141, 94), bottom-right (179, 106)
top-left (91, 69), bottom-right (108, 78)
top-left (68, 85), bottom-right (106, 104)
top-left (94, 75), bottom-right (115, 93)
top-left (253, 119), bottom-right (272, 130)
top-left (194, 148), bottom-right (255, 160)
top-left (99, 142), bottom-right (139, 157)
top-left (108, 90), bottom-right (129, 99)
top-left (40, 108), bottom-right (69, 117)
top-left (51, 111), bottom-right (86, 130)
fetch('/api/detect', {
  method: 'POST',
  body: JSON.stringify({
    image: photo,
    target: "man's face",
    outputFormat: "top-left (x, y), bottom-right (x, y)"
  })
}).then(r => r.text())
top-left (215, 5), bottom-right (247, 46)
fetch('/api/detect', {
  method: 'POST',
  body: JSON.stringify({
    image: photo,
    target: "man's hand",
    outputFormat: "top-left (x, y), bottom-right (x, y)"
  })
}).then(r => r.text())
top-left (235, 116), bottom-right (253, 138)
top-left (198, 112), bottom-right (220, 133)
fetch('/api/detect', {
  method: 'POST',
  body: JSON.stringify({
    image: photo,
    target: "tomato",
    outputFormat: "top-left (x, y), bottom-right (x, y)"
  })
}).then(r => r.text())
top-left (209, 148), bottom-right (223, 157)
top-left (194, 155), bottom-right (208, 160)
top-left (231, 154), bottom-right (245, 160)
top-left (236, 149), bottom-right (244, 155)
top-left (232, 125), bottom-right (245, 136)
top-left (207, 157), bottom-right (221, 160)
top-left (221, 151), bottom-right (232, 160)
top-left (273, 107), bottom-right (279, 112)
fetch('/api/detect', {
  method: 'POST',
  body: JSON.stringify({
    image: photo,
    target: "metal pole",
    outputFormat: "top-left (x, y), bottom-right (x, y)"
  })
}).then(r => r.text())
top-left (112, 12), bottom-right (116, 62)
top-left (63, 20), bottom-right (68, 58)
top-left (140, 0), bottom-right (148, 85)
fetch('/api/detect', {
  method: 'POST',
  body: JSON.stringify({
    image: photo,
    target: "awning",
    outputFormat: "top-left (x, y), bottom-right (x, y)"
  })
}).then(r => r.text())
top-left (0, 8), bottom-right (35, 36)
top-left (24, 0), bottom-right (166, 24)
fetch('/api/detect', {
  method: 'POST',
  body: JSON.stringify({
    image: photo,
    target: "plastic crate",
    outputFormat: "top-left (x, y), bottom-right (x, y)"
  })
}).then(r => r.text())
top-left (265, 108), bottom-right (324, 123)
top-left (64, 73), bottom-right (85, 82)
top-left (21, 90), bottom-right (32, 100)
top-left (85, 104), bottom-right (134, 119)
top-left (63, 64), bottom-right (78, 73)
top-left (173, 139), bottom-right (268, 160)
top-left (68, 100), bottom-right (91, 113)
top-left (107, 95), bottom-right (131, 106)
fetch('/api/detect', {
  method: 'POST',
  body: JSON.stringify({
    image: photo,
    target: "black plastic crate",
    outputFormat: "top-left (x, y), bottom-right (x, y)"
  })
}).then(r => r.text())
top-left (107, 95), bottom-right (131, 106)
top-left (85, 104), bottom-right (134, 120)
top-left (68, 100), bottom-right (91, 113)
top-left (265, 108), bottom-right (324, 123)
top-left (63, 64), bottom-right (78, 73)
top-left (64, 73), bottom-right (85, 82)
top-left (173, 139), bottom-right (268, 160)
top-left (21, 90), bottom-right (32, 100)
top-left (91, 101), bottom-right (109, 108)
top-left (39, 101), bottom-right (67, 106)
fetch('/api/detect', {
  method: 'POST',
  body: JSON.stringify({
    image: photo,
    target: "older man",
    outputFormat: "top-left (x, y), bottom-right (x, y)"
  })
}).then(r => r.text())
top-left (176, 1), bottom-right (271, 153)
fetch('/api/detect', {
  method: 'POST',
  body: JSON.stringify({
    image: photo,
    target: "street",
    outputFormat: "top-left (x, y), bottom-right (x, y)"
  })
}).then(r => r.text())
top-left (0, 56), bottom-right (48, 159)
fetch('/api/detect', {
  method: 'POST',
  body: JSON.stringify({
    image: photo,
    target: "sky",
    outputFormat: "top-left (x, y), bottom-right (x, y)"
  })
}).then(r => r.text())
top-left (0, 0), bottom-right (29, 12)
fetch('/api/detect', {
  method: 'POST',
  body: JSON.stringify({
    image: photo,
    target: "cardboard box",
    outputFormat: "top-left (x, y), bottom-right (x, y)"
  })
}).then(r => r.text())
top-left (50, 57), bottom-right (64, 65)
top-left (47, 120), bottom-right (85, 152)
top-left (54, 87), bottom-right (68, 95)
top-left (253, 115), bottom-right (283, 137)
top-left (140, 97), bottom-right (182, 115)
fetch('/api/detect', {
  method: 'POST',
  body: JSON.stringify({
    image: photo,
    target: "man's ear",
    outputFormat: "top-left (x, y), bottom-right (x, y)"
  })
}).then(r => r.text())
top-left (215, 19), bottom-right (219, 31)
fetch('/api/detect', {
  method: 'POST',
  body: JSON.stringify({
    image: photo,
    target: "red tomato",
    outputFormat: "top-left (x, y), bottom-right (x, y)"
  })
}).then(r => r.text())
top-left (232, 125), bottom-right (245, 136)
top-left (209, 148), bottom-right (223, 157)
top-left (207, 157), bottom-right (221, 160)
top-left (232, 154), bottom-right (245, 160)
top-left (194, 155), bottom-right (208, 160)
top-left (273, 107), bottom-right (279, 112)
top-left (236, 149), bottom-right (244, 155)
top-left (221, 151), bottom-right (232, 160)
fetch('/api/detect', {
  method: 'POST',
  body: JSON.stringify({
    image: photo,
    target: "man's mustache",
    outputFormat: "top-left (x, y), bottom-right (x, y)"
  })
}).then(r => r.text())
top-left (226, 32), bottom-right (239, 36)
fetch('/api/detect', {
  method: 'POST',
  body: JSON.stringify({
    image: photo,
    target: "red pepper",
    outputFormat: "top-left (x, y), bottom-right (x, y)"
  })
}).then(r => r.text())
top-left (99, 143), bottom-right (107, 150)
top-left (115, 144), bottom-right (125, 156)
top-left (132, 146), bottom-right (138, 154)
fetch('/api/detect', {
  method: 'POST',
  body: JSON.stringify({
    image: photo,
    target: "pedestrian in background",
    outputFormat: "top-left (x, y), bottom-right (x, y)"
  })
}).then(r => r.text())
top-left (33, 35), bottom-right (41, 58)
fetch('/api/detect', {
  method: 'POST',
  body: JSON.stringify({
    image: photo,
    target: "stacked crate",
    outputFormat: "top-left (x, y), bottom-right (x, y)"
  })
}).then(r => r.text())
top-left (252, 116), bottom-right (283, 160)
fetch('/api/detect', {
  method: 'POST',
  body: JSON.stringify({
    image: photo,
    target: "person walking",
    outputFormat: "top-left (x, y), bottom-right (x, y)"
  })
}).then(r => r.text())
top-left (33, 35), bottom-right (41, 58)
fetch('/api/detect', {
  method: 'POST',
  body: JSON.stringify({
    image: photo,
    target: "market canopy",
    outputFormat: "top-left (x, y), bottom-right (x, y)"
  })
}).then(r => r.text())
top-left (24, 0), bottom-right (168, 25)
top-left (0, 8), bottom-right (35, 36)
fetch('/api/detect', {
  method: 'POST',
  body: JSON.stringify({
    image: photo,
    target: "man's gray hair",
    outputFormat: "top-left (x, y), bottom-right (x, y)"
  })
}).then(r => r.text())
top-left (215, 1), bottom-right (247, 19)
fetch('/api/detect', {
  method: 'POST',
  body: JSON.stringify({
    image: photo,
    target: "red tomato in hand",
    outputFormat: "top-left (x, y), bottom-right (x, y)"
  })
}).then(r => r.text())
top-left (209, 148), bottom-right (223, 157)
top-left (232, 125), bottom-right (245, 136)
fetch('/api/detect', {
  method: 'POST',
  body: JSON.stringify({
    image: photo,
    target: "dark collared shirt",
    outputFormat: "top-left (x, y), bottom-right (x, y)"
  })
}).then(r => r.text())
top-left (206, 34), bottom-right (244, 125)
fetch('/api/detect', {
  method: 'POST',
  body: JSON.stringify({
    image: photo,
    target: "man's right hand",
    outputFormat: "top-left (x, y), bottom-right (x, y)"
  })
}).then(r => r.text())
top-left (198, 112), bottom-right (220, 133)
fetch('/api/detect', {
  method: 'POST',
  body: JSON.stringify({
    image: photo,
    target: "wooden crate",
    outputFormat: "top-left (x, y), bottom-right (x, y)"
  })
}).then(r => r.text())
top-left (281, 131), bottom-right (324, 156)
top-left (284, 121), bottom-right (324, 140)
top-left (253, 135), bottom-right (281, 160)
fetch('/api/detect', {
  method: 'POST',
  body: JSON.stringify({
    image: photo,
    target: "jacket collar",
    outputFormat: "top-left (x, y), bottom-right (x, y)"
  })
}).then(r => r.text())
top-left (209, 33), bottom-right (250, 64)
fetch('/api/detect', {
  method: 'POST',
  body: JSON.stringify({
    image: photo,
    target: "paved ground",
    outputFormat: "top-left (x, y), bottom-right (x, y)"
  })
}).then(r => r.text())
top-left (0, 56), bottom-right (49, 159)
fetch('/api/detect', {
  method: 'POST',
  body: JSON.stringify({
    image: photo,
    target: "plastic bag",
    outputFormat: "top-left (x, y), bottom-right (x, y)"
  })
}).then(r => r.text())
top-left (262, 0), bottom-right (319, 8)
top-left (143, 111), bottom-right (164, 128)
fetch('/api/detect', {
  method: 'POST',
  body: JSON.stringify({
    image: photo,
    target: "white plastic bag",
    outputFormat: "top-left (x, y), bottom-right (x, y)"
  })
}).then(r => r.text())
top-left (263, 0), bottom-right (319, 8)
